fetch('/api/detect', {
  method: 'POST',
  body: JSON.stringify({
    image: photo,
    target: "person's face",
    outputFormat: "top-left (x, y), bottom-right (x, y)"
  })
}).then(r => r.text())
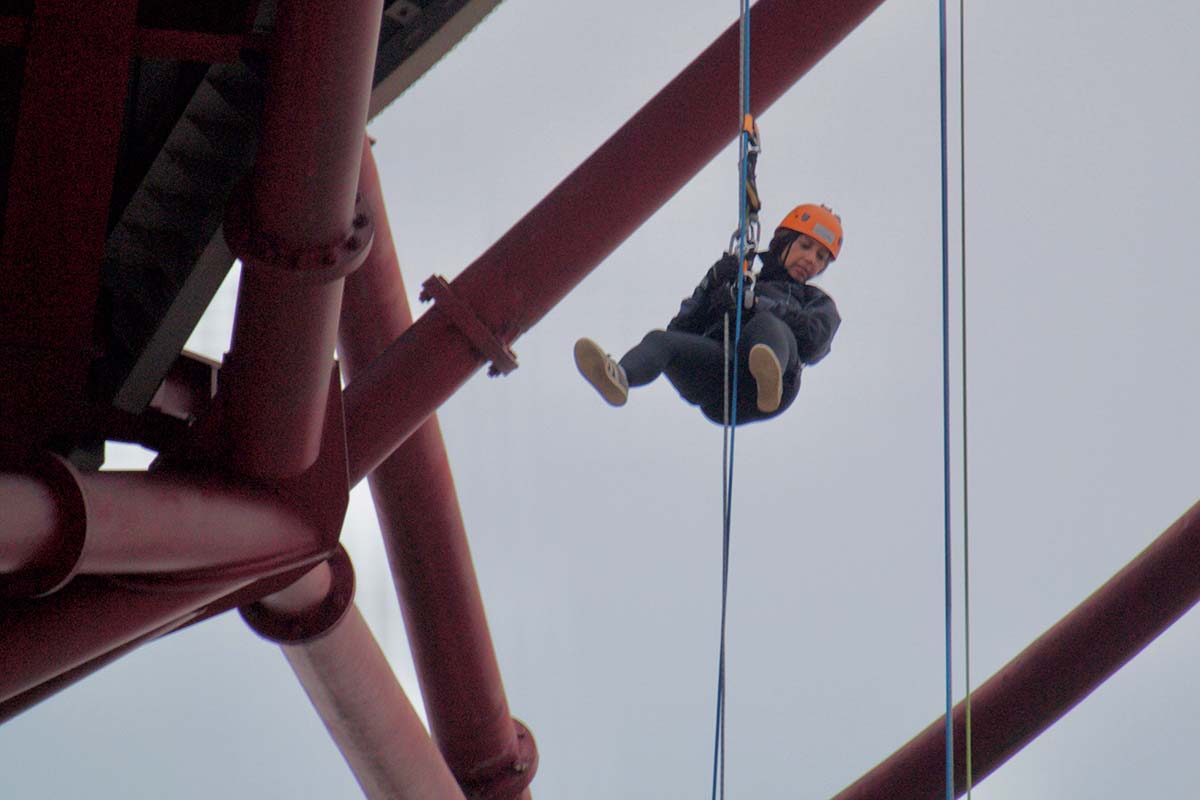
top-left (781, 233), bottom-right (833, 282)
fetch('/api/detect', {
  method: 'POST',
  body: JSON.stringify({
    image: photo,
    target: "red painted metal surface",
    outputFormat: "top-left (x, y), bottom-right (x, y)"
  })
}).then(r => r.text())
top-left (0, 0), bottom-right (139, 450)
top-left (209, 5), bottom-right (478, 797)
top-left (0, 367), bottom-right (349, 712)
top-left (220, 0), bottom-right (381, 479)
top-left (341, 0), bottom-right (889, 483)
top-left (282, 604), bottom-right (469, 800)
top-left (0, 473), bottom-right (59, 573)
top-left (339, 142), bottom-right (537, 798)
top-left (0, 467), bottom-right (326, 580)
top-left (0, 15), bottom-right (268, 59)
top-left (831, 499), bottom-right (1200, 800)
top-left (0, 576), bottom-right (238, 704)
top-left (242, 547), bottom-right (355, 643)
top-left (0, 634), bottom-right (160, 725)
top-left (133, 28), bottom-right (270, 62)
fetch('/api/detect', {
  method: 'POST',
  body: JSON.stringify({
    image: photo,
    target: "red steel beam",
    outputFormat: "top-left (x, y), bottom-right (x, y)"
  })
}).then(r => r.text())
top-left (0, 465), bottom-right (325, 585)
top-left (0, 629), bottom-right (169, 724)
top-left (281, 603), bottom-right (468, 800)
top-left (339, 141), bottom-right (536, 798)
top-left (832, 499), bottom-right (1200, 799)
top-left (244, 548), bottom-right (473, 799)
top-left (342, 0), bottom-right (889, 483)
top-left (220, 0), bottom-right (381, 479)
top-left (210, 4), bottom-right (471, 797)
top-left (0, 576), bottom-right (240, 704)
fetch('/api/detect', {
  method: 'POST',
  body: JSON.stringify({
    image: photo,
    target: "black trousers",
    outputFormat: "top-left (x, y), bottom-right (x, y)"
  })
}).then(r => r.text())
top-left (618, 312), bottom-right (801, 425)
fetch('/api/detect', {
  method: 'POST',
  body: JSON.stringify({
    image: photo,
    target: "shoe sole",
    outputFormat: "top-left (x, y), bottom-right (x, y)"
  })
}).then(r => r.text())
top-left (574, 338), bottom-right (628, 406)
top-left (749, 344), bottom-right (782, 413)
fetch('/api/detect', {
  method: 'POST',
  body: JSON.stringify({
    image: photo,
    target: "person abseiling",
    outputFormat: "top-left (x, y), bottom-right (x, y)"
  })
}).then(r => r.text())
top-left (574, 203), bottom-right (843, 425)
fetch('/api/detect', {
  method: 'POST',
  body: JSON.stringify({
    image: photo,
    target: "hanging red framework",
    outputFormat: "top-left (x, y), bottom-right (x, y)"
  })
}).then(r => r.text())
top-left (3, 1), bottom-right (1197, 799)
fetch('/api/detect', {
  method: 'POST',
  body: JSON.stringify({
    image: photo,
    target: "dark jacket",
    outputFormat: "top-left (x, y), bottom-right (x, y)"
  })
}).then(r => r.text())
top-left (666, 252), bottom-right (841, 366)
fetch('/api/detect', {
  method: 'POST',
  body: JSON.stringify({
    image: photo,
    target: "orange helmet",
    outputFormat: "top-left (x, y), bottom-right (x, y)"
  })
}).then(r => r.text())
top-left (777, 204), bottom-right (843, 260)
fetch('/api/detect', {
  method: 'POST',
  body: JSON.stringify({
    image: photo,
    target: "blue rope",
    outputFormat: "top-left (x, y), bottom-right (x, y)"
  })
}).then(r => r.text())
top-left (711, 3), bottom-right (752, 799)
top-left (937, 0), bottom-right (955, 797)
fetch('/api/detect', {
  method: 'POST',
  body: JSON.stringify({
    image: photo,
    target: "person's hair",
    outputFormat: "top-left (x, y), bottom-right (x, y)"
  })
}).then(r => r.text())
top-left (767, 228), bottom-right (800, 262)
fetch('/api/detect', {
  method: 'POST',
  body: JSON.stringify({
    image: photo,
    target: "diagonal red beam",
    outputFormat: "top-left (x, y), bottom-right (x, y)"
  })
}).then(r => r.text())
top-left (339, 141), bottom-right (536, 799)
top-left (0, 629), bottom-right (167, 725)
top-left (0, 576), bottom-right (242, 705)
top-left (832, 499), bottom-right (1200, 800)
top-left (281, 603), bottom-right (468, 800)
top-left (342, 0), bottom-right (889, 483)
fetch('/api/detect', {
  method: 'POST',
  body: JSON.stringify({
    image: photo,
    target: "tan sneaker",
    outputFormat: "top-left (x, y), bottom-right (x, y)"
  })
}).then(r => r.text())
top-left (748, 343), bottom-right (782, 413)
top-left (574, 338), bottom-right (629, 406)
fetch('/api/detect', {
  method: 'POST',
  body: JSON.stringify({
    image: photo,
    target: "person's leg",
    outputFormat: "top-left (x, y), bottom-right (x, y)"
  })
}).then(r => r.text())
top-left (739, 313), bottom-right (800, 415)
top-left (620, 329), bottom-right (727, 408)
top-left (574, 338), bottom-right (630, 406)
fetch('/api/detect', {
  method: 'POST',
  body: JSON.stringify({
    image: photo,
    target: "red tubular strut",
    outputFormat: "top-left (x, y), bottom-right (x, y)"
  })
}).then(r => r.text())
top-left (339, 141), bottom-right (537, 798)
top-left (282, 604), bottom-right (468, 800)
top-left (210, 3), bottom-right (465, 797)
top-left (342, 0), bottom-right (888, 483)
top-left (0, 465), bottom-right (324, 584)
top-left (832, 499), bottom-right (1200, 799)
top-left (0, 634), bottom-right (159, 725)
top-left (0, 577), bottom-right (240, 704)
top-left (220, 0), bottom-right (380, 480)
top-left (0, 454), bottom-right (335, 709)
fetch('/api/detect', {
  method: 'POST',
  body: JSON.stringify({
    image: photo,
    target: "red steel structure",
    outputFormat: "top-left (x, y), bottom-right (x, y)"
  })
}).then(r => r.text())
top-left (3, 1), bottom-right (1199, 798)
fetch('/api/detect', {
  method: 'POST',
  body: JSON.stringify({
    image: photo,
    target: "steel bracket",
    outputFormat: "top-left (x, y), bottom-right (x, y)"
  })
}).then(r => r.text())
top-left (419, 274), bottom-right (518, 376)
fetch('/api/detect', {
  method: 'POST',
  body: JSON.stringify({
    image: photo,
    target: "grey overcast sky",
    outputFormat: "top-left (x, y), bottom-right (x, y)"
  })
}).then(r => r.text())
top-left (5, 1), bottom-right (1200, 797)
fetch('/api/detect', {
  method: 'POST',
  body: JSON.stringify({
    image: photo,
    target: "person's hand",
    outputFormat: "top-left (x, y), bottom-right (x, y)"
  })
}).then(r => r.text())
top-left (709, 254), bottom-right (741, 285)
top-left (711, 280), bottom-right (752, 313)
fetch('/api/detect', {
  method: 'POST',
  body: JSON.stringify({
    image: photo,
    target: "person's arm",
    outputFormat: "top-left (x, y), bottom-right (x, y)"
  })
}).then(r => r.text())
top-left (755, 287), bottom-right (842, 364)
top-left (667, 255), bottom-right (740, 333)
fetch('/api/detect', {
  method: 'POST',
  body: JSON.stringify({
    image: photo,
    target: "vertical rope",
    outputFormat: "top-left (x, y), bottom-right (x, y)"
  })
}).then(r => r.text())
top-left (711, 3), bottom-right (752, 799)
top-left (713, 314), bottom-right (732, 800)
top-left (937, 0), bottom-right (955, 797)
top-left (958, 0), bottom-right (973, 795)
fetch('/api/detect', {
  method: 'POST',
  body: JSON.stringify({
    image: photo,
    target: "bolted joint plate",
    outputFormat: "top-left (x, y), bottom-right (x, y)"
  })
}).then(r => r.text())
top-left (419, 275), bottom-right (518, 377)
top-left (223, 185), bottom-right (375, 284)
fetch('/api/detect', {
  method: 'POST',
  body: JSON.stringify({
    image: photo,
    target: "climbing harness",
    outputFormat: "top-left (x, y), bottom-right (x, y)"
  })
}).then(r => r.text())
top-left (712, 2), bottom-right (755, 799)
top-left (729, 115), bottom-right (763, 259)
